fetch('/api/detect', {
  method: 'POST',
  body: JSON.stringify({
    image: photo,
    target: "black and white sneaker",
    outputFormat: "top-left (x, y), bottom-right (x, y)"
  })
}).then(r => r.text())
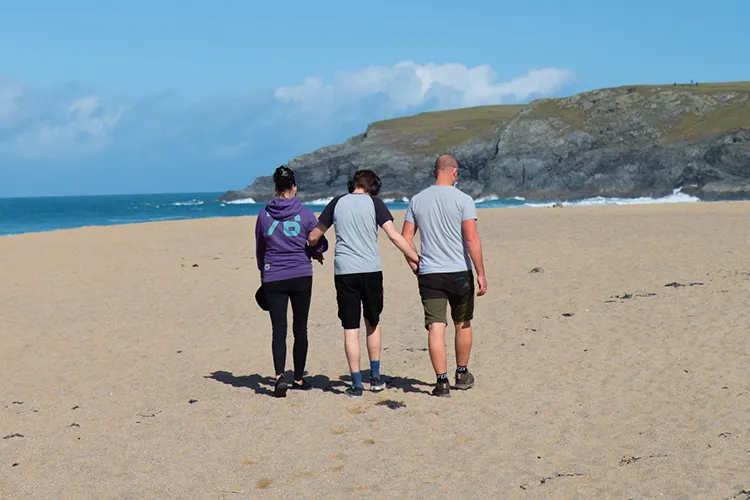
top-left (370, 377), bottom-right (386, 392)
top-left (346, 386), bottom-right (364, 398)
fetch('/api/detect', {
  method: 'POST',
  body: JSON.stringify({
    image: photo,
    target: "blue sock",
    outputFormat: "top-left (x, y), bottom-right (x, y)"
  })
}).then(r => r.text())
top-left (370, 360), bottom-right (381, 379)
top-left (351, 371), bottom-right (363, 388)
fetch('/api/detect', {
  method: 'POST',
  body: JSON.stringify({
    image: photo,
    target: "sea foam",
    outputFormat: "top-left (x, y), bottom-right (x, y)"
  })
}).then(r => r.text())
top-left (306, 197), bottom-right (334, 206)
top-left (474, 195), bottom-right (499, 203)
top-left (226, 197), bottom-right (257, 204)
top-left (172, 200), bottom-right (204, 206)
top-left (520, 188), bottom-right (700, 208)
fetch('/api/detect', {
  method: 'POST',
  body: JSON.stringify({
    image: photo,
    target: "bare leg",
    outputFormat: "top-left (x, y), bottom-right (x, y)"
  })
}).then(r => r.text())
top-left (455, 320), bottom-right (473, 367)
top-left (344, 329), bottom-right (360, 374)
top-left (428, 322), bottom-right (448, 375)
top-left (365, 321), bottom-right (381, 363)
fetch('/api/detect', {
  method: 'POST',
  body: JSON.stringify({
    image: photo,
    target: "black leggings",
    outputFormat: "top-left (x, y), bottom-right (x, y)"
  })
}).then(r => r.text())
top-left (263, 275), bottom-right (313, 380)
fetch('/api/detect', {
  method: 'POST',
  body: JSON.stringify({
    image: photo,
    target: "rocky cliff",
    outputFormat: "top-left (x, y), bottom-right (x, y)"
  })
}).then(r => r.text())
top-left (221, 82), bottom-right (750, 203)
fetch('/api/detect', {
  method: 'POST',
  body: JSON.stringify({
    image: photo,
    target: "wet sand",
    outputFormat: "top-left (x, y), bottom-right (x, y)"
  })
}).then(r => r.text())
top-left (1, 202), bottom-right (749, 499)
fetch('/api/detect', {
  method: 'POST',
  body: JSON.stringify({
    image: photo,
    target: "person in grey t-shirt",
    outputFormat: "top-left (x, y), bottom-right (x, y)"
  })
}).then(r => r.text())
top-left (401, 154), bottom-right (488, 398)
top-left (308, 170), bottom-right (419, 397)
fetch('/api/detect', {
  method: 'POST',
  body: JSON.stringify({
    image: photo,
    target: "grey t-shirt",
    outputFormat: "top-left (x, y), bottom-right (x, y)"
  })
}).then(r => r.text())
top-left (404, 185), bottom-right (477, 275)
top-left (318, 193), bottom-right (394, 275)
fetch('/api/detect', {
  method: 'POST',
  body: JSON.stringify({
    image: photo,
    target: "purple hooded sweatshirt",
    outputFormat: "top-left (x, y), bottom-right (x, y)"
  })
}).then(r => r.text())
top-left (255, 197), bottom-right (328, 283)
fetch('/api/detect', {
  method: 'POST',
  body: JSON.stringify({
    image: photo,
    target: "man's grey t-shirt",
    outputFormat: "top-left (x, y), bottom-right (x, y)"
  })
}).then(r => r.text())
top-left (404, 185), bottom-right (477, 275)
top-left (318, 193), bottom-right (394, 275)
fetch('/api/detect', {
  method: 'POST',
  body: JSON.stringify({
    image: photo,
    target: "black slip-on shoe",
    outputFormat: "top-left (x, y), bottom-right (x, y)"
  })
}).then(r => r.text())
top-left (273, 378), bottom-right (288, 398)
top-left (292, 379), bottom-right (313, 391)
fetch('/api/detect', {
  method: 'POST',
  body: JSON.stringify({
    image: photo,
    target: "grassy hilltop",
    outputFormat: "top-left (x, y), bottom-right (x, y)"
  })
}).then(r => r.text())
top-left (366, 81), bottom-right (750, 152)
top-left (224, 81), bottom-right (750, 202)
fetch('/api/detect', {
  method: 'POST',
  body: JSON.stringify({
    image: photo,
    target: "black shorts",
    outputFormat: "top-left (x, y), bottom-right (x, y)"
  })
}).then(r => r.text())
top-left (334, 271), bottom-right (384, 330)
top-left (417, 270), bottom-right (475, 328)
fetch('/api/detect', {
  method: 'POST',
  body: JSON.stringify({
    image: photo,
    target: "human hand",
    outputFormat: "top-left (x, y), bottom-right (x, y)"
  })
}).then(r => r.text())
top-left (312, 253), bottom-right (325, 265)
top-left (410, 256), bottom-right (420, 276)
top-left (477, 274), bottom-right (487, 296)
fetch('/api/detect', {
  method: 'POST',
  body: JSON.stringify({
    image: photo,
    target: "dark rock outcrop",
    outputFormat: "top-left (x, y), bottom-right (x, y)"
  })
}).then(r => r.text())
top-left (221, 82), bottom-right (750, 203)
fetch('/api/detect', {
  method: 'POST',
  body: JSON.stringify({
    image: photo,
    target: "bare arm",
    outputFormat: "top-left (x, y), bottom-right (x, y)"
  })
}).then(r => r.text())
top-left (307, 223), bottom-right (327, 247)
top-left (462, 218), bottom-right (487, 296)
top-left (382, 220), bottom-right (419, 264)
top-left (400, 220), bottom-right (419, 272)
top-left (308, 197), bottom-right (336, 247)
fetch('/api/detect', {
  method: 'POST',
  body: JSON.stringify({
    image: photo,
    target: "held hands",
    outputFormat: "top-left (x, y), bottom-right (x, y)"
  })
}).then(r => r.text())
top-left (409, 255), bottom-right (421, 276)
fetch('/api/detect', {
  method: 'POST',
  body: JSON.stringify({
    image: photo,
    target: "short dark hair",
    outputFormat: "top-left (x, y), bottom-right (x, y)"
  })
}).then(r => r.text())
top-left (349, 170), bottom-right (382, 196)
top-left (273, 166), bottom-right (296, 192)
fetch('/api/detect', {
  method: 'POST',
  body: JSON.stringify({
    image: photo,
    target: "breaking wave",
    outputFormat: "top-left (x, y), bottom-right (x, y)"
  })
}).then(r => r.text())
top-left (226, 197), bottom-right (257, 204)
top-left (528, 188), bottom-right (699, 207)
top-left (172, 200), bottom-right (204, 206)
top-left (305, 197), bottom-right (334, 206)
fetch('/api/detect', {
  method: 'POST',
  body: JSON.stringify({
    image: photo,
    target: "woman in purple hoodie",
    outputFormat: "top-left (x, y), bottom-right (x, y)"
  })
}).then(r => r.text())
top-left (255, 166), bottom-right (328, 398)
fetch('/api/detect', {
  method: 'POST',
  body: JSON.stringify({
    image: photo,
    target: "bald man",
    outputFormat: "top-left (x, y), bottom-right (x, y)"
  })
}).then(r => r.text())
top-left (401, 155), bottom-right (487, 397)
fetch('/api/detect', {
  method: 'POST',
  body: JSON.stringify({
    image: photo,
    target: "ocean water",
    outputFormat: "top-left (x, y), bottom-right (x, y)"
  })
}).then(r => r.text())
top-left (0, 189), bottom-right (699, 236)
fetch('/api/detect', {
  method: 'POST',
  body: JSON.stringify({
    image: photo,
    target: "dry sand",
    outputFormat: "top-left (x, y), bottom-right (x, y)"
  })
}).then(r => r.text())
top-left (1, 202), bottom-right (749, 499)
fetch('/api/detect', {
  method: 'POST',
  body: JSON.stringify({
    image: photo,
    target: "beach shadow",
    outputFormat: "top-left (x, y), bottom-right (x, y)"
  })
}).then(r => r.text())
top-left (382, 374), bottom-right (433, 395)
top-left (338, 370), bottom-right (433, 396)
top-left (206, 370), bottom-right (432, 397)
top-left (205, 371), bottom-right (275, 396)
top-left (316, 375), bottom-right (347, 395)
top-left (205, 370), bottom-right (346, 396)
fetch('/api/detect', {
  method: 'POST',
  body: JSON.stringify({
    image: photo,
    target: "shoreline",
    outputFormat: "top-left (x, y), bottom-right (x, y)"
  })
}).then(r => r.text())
top-left (4, 195), bottom-right (748, 238)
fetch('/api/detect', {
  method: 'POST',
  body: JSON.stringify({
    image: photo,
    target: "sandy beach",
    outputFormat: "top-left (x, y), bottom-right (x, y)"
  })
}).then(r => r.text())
top-left (1, 202), bottom-right (749, 499)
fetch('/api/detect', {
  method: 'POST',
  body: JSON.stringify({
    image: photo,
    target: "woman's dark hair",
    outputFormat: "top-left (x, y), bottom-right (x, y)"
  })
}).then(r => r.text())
top-left (273, 166), bottom-right (296, 193)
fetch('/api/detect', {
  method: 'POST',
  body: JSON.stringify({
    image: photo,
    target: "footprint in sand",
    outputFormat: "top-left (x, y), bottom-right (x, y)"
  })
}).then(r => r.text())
top-left (255, 478), bottom-right (273, 489)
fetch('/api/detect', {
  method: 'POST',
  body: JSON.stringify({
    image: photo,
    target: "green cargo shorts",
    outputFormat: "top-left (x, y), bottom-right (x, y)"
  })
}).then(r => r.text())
top-left (417, 270), bottom-right (475, 328)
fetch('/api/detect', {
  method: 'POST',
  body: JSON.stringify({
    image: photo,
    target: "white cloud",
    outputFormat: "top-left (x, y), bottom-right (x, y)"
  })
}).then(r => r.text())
top-left (275, 61), bottom-right (576, 112)
top-left (5, 93), bottom-right (124, 160)
top-left (0, 79), bottom-right (23, 123)
top-left (0, 62), bottom-right (576, 166)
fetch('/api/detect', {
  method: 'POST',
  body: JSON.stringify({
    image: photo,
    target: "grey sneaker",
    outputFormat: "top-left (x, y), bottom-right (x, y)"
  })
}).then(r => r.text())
top-left (370, 377), bottom-right (386, 392)
top-left (454, 370), bottom-right (475, 390)
top-left (432, 380), bottom-right (451, 397)
top-left (346, 386), bottom-right (363, 398)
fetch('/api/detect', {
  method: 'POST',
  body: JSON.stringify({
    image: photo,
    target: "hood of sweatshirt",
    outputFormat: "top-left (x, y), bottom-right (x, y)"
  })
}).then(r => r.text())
top-left (265, 196), bottom-right (304, 220)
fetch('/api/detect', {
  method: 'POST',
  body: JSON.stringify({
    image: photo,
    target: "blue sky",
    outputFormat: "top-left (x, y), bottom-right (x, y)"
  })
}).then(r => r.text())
top-left (1, 0), bottom-right (748, 197)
